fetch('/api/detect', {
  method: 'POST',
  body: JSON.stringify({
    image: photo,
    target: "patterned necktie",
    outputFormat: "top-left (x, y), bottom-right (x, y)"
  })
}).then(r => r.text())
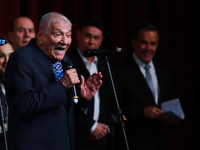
top-left (50, 61), bottom-right (63, 81)
top-left (144, 65), bottom-right (155, 98)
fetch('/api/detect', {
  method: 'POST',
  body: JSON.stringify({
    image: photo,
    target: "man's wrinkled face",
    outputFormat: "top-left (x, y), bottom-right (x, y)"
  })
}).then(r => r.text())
top-left (9, 17), bottom-right (35, 50)
top-left (37, 21), bottom-right (72, 62)
top-left (76, 26), bottom-right (104, 53)
top-left (132, 30), bottom-right (159, 64)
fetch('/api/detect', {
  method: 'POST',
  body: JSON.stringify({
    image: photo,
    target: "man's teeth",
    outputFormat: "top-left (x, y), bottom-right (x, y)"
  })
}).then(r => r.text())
top-left (55, 49), bottom-right (64, 52)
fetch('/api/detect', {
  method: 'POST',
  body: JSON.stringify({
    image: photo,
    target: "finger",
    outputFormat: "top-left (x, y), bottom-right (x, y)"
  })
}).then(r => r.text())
top-left (94, 72), bottom-right (103, 80)
top-left (152, 107), bottom-right (163, 114)
top-left (86, 75), bottom-right (93, 84)
top-left (80, 75), bottom-right (85, 86)
top-left (96, 80), bottom-right (102, 88)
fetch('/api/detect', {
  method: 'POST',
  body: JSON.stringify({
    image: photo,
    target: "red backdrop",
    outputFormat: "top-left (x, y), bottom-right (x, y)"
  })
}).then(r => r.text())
top-left (1, 0), bottom-right (199, 149)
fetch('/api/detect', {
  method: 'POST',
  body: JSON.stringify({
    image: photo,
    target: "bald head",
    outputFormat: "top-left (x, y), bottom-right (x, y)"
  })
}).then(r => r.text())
top-left (8, 17), bottom-right (36, 50)
top-left (39, 12), bottom-right (72, 33)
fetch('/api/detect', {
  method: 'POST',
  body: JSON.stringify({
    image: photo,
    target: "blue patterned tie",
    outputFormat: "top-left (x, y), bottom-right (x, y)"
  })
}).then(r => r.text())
top-left (144, 65), bottom-right (155, 98)
top-left (50, 61), bottom-right (63, 81)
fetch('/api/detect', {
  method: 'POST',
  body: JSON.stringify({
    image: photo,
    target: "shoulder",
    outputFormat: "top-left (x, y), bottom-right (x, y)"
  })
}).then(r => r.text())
top-left (153, 61), bottom-right (172, 73)
top-left (11, 39), bottom-right (38, 60)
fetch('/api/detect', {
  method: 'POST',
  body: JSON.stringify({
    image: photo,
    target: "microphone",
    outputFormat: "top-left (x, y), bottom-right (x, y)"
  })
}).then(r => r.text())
top-left (0, 39), bottom-right (8, 46)
top-left (63, 60), bottom-right (78, 104)
top-left (83, 47), bottom-right (125, 57)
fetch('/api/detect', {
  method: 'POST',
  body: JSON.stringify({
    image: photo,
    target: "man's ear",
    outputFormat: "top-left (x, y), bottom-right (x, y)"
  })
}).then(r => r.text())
top-left (37, 30), bottom-right (42, 40)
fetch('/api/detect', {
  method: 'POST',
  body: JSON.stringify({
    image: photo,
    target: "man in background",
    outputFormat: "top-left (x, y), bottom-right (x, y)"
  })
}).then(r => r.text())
top-left (8, 16), bottom-right (36, 50)
top-left (114, 23), bottom-right (178, 150)
top-left (68, 16), bottom-right (117, 150)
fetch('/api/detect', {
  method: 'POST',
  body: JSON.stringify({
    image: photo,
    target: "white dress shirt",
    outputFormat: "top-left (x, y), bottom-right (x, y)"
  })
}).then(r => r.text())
top-left (77, 49), bottom-right (100, 132)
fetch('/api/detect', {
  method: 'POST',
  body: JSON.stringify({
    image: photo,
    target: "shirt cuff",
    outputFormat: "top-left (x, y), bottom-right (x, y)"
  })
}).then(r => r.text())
top-left (90, 122), bottom-right (110, 134)
top-left (90, 122), bottom-right (98, 133)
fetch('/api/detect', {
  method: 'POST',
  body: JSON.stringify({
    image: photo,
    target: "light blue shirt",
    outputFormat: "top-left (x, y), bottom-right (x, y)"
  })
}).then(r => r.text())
top-left (133, 53), bottom-right (159, 105)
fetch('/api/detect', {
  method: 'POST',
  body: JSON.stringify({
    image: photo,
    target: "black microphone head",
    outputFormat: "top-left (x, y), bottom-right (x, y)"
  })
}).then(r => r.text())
top-left (83, 49), bottom-right (96, 57)
top-left (116, 47), bottom-right (125, 52)
top-left (83, 48), bottom-right (125, 57)
top-left (63, 60), bottom-right (73, 71)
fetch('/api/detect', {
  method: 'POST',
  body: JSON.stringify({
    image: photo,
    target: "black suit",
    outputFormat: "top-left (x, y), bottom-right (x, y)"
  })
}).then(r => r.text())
top-left (68, 49), bottom-right (117, 150)
top-left (114, 56), bottom-right (175, 150)
top-left (4, 39), bottom-right (76, 150)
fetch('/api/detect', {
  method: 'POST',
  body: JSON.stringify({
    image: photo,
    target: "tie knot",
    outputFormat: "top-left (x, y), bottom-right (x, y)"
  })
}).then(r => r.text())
top-left (144, 65), bottom-right (151, 70)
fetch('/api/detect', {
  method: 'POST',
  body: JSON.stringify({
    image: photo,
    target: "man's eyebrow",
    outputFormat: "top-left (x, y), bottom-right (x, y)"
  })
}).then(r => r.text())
top-left (18, 27), bottom-right (34, 30)
top-left (53, 28), bottom-right (62, 31)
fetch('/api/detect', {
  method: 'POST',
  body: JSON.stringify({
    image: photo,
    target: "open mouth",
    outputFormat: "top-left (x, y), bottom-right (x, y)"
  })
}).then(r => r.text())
top-left (55, 47), bottom-right (66, 52)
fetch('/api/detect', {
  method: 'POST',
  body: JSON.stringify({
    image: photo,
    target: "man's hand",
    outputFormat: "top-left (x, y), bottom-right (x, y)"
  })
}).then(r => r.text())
top-left (59, 69), bottom-right (80, 89)
top-left (87, 123), bottom-right (108, 140)
top-left (144, 106), bottom-right (179, 127)
top-left (79, 72), bottom-right (102, 101)
top-left (144, 106), bottom-right (163, 119)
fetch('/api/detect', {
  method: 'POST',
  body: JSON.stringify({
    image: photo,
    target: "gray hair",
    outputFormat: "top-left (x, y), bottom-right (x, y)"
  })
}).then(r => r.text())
top-left (39, 12), bottom-right (72, 33)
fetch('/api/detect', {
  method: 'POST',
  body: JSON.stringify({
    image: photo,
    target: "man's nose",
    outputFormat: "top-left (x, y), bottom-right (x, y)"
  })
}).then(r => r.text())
top-left (146, 43), bottom-right (152, 49)
top-left (24, 30), bottom-right (30, 37)
top-left (89, 37), bottom-right (95, 44)
top-left (61, 35), bottom-right (71, 45)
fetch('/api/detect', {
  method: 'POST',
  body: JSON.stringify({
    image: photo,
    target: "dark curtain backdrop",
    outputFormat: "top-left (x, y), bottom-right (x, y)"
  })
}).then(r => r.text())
top-left (0, 0), bottom-right (200, 150)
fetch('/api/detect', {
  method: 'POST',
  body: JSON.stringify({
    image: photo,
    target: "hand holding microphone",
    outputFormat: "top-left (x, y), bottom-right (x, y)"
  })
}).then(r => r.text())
top-left (60, 60), bottom-right (79, 104)
top-left (60, 60), bottom-right (103, 103)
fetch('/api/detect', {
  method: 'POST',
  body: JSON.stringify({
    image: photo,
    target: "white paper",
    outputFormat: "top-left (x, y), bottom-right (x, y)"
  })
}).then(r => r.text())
top-left (161, 98), bottom-right (185, 120)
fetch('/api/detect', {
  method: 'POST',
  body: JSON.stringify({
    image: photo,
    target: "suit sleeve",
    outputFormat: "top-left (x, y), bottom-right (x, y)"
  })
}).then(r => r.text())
top-left (4, 51), bottom-right (69, 118)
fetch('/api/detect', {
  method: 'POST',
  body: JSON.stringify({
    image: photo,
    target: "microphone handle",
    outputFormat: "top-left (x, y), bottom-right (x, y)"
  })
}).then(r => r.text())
top-left (64, 60), bottom-right (78, 104)
top-left (72, 85), bottom-right (78, 104)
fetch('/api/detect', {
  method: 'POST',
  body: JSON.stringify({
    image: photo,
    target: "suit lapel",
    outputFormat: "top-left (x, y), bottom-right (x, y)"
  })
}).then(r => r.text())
top-left (32, 44), bottom-right (55, 81)
top-left (97, 57), bottom-right (107, 75)
top-left (70, 49), bottom-right (90, 77)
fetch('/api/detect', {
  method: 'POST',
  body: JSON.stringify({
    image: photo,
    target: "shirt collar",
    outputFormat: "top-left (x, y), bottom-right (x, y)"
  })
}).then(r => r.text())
top-left (77, 48), bottom-right (98, 64)
top-left (132, 52), bottom-right (153, 68)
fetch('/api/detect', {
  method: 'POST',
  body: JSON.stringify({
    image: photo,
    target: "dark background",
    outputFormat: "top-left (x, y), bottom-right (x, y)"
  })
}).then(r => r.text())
top-left (0, 0), bottom-right (200, 149)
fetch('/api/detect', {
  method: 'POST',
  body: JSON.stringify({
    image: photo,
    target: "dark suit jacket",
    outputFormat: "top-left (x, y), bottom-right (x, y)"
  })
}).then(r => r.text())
top-left (68, 49), bottom-right (117, 149)
top-left (114, 56), bottom-right (176, 150)
top-left (4, 39), bottom-right (75, 150)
